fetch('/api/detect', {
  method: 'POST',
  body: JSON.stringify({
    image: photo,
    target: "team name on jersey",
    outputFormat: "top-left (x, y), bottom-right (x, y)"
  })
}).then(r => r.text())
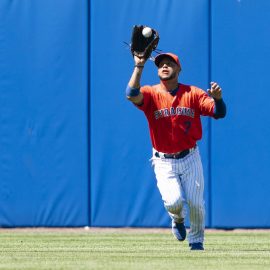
top-left (154, 107), bottom-right (195, 120)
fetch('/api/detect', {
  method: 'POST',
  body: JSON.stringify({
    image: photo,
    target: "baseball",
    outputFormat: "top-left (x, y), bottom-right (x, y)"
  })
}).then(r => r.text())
top-left (142, 27), bottom-right (152, 38)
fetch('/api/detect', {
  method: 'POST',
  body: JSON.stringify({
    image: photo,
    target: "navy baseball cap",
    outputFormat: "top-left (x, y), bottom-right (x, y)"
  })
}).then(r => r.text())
top-left (154, 53), bottom-right (181, 68)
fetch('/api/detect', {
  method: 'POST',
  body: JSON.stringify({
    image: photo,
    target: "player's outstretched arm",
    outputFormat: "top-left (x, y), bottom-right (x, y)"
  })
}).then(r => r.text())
top-left (126, 56), bottom-right (145, 105)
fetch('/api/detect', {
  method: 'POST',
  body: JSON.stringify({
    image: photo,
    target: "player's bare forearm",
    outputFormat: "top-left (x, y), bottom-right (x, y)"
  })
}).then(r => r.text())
top-left (128, 65), bottom-right (144, 89)
top-left (128, 56), bottom-right (146, 87)
top-left (126, 56), bottom-right (146, 104)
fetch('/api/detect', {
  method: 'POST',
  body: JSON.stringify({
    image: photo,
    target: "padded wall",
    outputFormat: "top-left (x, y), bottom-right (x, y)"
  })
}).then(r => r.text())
top-left (0, 0), bottom-right (88, 226)
top-left (211, 1), bottom-right (270, 227)
top-left (90, 0), bottom-right (211, 227)
top-left (1, 0), bottom-right (269, 228)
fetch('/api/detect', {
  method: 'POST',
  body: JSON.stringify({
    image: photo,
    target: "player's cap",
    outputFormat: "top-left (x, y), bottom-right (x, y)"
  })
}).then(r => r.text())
top-left (154, 53), bottom-right (181, 68)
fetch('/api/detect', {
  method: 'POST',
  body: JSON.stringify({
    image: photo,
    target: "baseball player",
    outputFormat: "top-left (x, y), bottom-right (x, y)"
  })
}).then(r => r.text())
top-left (126, 53), bottom-right (226, 250)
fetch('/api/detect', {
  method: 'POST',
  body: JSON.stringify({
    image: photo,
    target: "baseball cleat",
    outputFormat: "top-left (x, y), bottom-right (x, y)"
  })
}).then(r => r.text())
top-left (171, 220), bottom-right (186, 241)
top-left (189, 242), bottom-right (204, 250)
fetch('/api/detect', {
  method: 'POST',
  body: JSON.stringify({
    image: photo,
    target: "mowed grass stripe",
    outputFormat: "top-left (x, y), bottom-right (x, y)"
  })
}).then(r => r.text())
top-left (0, 231), bottom-right (269, 270)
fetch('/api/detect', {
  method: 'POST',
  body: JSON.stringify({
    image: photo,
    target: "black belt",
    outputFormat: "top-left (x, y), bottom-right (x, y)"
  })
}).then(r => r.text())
top-left (155, 146), bottom-right (195, 159)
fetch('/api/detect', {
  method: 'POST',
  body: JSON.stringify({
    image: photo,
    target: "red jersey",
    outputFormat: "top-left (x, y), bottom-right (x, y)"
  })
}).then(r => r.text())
top-left (135, 83), bottom-right (215, 153)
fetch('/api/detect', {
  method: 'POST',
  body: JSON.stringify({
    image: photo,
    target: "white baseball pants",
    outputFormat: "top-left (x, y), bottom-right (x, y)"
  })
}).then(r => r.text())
top-left (151, 147), bottom-right (205, 244)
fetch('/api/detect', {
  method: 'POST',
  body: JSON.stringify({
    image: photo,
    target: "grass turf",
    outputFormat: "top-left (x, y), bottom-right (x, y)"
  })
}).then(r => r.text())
top-left (0, 229), bottom-right (269, 270)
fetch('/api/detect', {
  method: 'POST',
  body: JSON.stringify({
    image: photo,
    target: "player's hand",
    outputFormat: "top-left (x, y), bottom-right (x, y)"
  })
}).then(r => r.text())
top-left (134, 55), bottom-right (146, 67)
top-left (207, 82), bottom-right (222, 100)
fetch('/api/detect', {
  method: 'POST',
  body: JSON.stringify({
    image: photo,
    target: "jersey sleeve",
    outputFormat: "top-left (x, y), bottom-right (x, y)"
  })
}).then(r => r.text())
top-left (134, 85), bottom-right (152, 112)
top-left (195, 87), bottom-right (215, 116)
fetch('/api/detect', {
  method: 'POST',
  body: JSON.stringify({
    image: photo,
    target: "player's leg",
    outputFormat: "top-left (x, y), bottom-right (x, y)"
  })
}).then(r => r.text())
top-left (151, 157), bottom-right (187, 241)
top-left (178, 148), bottom-right (205, 246)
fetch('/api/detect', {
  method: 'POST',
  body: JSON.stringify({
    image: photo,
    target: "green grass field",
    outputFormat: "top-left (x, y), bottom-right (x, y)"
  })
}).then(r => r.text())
top-left (0, 229), bottom-right (269, 270)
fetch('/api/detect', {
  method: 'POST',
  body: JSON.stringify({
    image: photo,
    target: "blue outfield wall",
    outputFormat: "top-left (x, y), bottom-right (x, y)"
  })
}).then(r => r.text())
top-left (210, 1), bottom-right (270, 227)
top-left (0, 0), bottom-right (270, 227)
top-left (0, 0), bottom-right (88, 226)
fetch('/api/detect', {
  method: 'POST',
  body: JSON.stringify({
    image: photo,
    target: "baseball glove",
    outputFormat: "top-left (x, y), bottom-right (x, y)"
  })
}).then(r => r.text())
top-left (130, 25), bottom-right (159, 60)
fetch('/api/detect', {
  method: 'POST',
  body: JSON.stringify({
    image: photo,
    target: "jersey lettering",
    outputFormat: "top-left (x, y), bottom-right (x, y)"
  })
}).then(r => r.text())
top-left (163, 108), bottom-right (169, 117)
top-left (170, 107), bottom-right (176, 116)
top-left (154, 106), bottom-right (195, 120)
